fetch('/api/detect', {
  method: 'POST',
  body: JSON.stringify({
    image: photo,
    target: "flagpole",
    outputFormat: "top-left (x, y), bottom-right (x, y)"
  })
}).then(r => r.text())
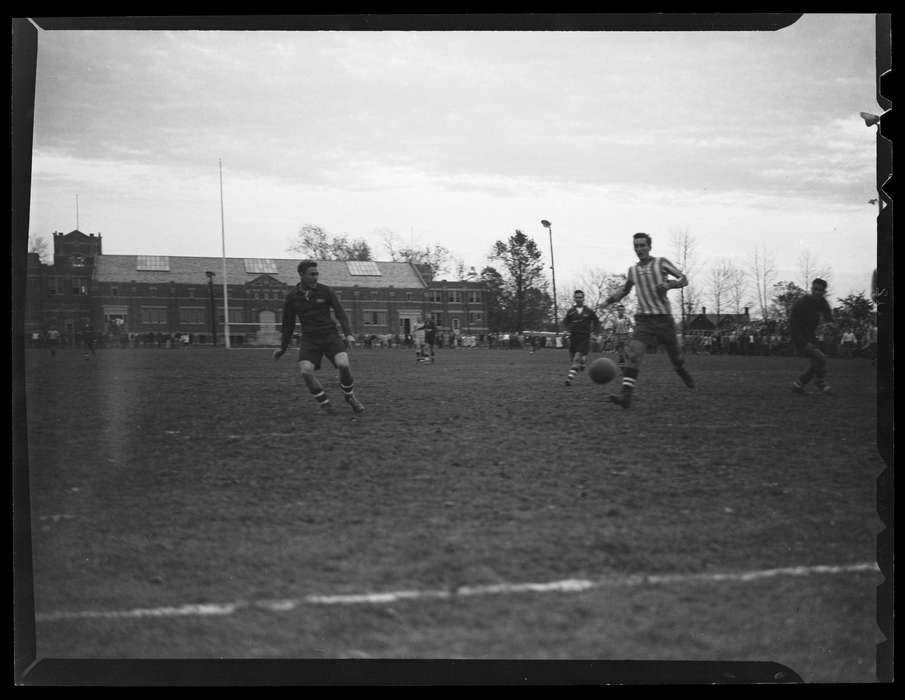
top-left (219, 158), bottom-right (231, 348)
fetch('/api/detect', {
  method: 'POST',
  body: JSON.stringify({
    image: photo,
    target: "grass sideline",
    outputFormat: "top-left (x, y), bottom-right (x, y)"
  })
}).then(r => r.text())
top-left (20, 346), bottom-right (885, 682)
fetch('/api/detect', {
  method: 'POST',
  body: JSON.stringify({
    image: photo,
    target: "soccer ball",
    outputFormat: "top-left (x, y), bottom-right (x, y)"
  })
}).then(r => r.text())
top-left (588, 357), bottom-right (618, 385)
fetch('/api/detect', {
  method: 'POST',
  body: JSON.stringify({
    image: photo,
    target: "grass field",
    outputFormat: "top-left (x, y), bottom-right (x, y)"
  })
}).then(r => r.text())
top-left (17, 344), bottom-right (889, 683)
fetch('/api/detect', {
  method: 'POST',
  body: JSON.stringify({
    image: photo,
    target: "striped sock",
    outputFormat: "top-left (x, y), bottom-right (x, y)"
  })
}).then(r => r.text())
top-left (621, 366), bottom-right (639, 397)
top-left (312, 390), bottom-right (330, 406)
top-left (340, 383), bottom-right (355, 399)
top-left (566, 367), bottom-right (579, 383)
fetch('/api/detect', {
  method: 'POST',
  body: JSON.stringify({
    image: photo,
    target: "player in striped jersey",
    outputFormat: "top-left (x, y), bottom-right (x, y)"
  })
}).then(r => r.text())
top-left (610, 304), bottom-right (633, 365)
top-left (603, 232), bottom-right (694, 408)
top-left (563, 290), bottom-right (601, 385)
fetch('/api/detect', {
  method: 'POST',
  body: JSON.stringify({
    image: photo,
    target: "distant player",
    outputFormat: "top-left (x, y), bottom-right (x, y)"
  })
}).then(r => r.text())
top-left (46, 327), bottom-right (61, 357)
top-left (611, 304), bottom-right (633, 365)
top-left (790, 278), bottom-right (835, 395)
top-left (415, 314), bottom-right (437, 363)
top-left (563, 290), bottom-right (601, 386)
top-left (273, 260), bottom-right (365, 414)
top-left (82, 323), bottom-right (96, 360)
top-left (603, 232), bottom-right (694, 409)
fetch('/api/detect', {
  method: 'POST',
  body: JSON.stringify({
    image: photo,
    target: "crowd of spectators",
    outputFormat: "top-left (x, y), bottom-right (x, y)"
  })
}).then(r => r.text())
top-left (680, 318), bottom-right (878, 360)
top-left (28, 317), bottom-right (878, 362)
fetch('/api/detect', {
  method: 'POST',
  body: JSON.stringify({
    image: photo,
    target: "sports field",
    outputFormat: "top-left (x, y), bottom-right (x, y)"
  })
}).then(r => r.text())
top-left (19, 344), bottom-right (888, 683)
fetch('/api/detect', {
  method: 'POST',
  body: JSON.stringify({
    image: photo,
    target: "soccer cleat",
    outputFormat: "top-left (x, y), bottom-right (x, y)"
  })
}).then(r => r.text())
top-left (319, 402), bottom-right (336, 415)
top-left (564, 379), bottom-right (572, 386)
top-left (791, 382), bottom-right (806, 395)
top-left (608, 394), bottom-right (631, 409)
top-left (817, 383), bottom-right (833, 395)
top-left (345, 395), bottom-right (365, 414)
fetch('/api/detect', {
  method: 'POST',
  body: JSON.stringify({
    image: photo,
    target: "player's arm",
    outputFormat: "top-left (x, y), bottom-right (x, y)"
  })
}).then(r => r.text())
top-left (604, 279), bottom-right (633, 307)
top-left (274, 294), bottom-right (296, 359)
top-left (328, 288), bottom-right (356, 345)
top-left (659, 258), bottom-right (688, 293)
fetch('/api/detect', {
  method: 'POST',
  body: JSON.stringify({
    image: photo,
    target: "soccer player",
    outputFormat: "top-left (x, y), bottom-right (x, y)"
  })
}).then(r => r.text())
top-left (611, 304), bottom-right (634, 365)
top-left (273, 261), bottom-right (365, 414)
top-left (563, 290), bottom-right (601, 386)
top-left (82, 322), bottom-right (96, 360)
top-left (603, 232), bottom-right (694, 408)
top-left (414, 314), bottom-right (437, 363)
top-left (46, 327), bottom-right (61, 357)
top-left (790, 278), bottom-right (835, 395)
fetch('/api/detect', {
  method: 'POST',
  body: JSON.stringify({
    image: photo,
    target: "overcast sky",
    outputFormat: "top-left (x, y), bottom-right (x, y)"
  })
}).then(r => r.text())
top-left (27, 15), bottom-right (883, 300)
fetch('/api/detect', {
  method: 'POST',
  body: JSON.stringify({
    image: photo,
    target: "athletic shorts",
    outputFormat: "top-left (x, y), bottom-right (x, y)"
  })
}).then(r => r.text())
top-left (413, 331), bottom-right (426, 346)
top-left (298, 333), bottom-right (347, 369)
top-left (633, 315), bottom-right (679, 348)
top-left (569, 335), bottom-right (591, 356)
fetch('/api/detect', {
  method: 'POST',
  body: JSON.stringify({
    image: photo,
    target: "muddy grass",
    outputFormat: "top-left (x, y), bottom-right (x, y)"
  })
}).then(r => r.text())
top-left (18, 345), bottom-right (887, 682)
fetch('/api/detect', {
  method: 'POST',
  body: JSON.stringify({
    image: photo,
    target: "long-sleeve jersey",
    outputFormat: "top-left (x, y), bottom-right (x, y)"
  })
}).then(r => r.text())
top-left (563, 305), bottom-right (600, 336)
top-left (279, 282), bottom-right (351, 349)
top-left (789, 294), bottom-right (832, 342)
top-left (621, 256), bottom-right (685, 315)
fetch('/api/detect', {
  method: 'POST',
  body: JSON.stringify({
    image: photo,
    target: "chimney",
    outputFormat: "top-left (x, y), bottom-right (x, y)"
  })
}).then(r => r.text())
top-left (701, 306), bottom-right (706, 316)
top-left (744, 307), bottom-right (749, 316)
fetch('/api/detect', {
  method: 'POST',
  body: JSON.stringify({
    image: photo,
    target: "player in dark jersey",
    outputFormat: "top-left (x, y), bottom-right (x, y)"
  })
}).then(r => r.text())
top-left (82, 323), bottom-right (96, 360)
top-left (790, 278), bottom-right (835, 395)
top-left (563, 290), bottom-right (601, 386)
top-left (415, 314), bottom-right (437, 363)
top-left (273, 261), bottom-right (365, 414)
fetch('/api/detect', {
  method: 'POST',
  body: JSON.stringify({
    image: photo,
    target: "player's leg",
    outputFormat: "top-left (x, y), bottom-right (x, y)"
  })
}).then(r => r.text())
top-left (299, 359), bottom-right (334, 413)
top-left (663, 329), bottom-right (694, 388)
top-left (565, 351), bottom-right (585, 386)
top-left (333, 349), bottom-right (365, 413)
top-left (792, 342), bottom-right (828, 393)
top-left (609, 338), bottom-right (646, 408)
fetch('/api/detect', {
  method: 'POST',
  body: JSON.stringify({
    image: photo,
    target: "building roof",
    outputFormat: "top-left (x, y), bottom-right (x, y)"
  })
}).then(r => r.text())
top-left (92, 256), bottom-right (429, 289)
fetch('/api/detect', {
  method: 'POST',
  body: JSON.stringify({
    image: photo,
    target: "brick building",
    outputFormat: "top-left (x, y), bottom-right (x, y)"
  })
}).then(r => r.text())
top-left (26, 230), bottom-right (490, 345)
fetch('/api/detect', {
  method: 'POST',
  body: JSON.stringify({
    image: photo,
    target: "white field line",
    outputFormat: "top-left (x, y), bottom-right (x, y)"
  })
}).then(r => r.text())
top-left (36, 562), bottom-right (880, 623)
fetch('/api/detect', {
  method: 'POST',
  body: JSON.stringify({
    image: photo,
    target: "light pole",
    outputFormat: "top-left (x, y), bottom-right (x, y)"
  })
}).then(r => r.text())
top-left (206, 271), bottom-right (217, 345)
top-left (540, 219), bottom-right (558, 333)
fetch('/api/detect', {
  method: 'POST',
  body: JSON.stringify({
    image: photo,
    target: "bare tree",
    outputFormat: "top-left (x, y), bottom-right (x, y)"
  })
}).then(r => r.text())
top-left (566, 268), bottom-right (633, 328)
top-left (726, 262), bottom-right (753, 315)
top-left (797, 249), bottom-right (833, 289)
top-left (751, 244), bottom-right (776, 321)
top-left (287, 224), bottom-right (372, 261)
top-left (670, 227), bottom-right (700, 321)
top-left (381, 230), bottom-right (452, 278)
top-left (707, 259), bottom-right (735, 321)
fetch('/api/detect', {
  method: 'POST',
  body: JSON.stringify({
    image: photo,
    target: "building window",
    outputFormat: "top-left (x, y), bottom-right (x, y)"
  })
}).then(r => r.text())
top-left (469, 311), bottom-right (484, 323)
top-left (451, 317), bottom-right (461, 331)
top-left (217, 308), bottom-right (244, 323)
top-left (111, 286), bottom-right (118, 297)
top-left (468, 291), bottom-right (482, 304)
top-left (140, 306), bottom-right (168, 325)
top-left (72, 278), bottom-right (88, 296)
top-left (363, 310), bottom-right (387, 326)
top-left (425, 290), bottom-right (442, 302)
top-left (187, 288), bottom-right (195, 298)
top-left (149, 286), bottom-right (157, 297)
top-left (47, 277), bottom-right (64, 295)
top-left (448, 291), bottom-right (462, 303)
top-left (405, 292), bottom-right (412, 301)
top-left (179, 307), bottom-right (205, 325)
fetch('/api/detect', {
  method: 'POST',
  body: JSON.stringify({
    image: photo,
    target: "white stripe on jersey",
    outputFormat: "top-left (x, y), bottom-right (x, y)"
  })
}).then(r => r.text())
top-left (628, 256), bottom-right (682, 315)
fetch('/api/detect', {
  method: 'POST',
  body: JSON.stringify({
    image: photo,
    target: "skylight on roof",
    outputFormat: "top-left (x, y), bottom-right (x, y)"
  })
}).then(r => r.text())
top-left (136, 255), bottom-right (170, 271)
top-left (245, 258), bottom-right (278, 274)
top-left (347, 260), bottom-right (382, 276)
